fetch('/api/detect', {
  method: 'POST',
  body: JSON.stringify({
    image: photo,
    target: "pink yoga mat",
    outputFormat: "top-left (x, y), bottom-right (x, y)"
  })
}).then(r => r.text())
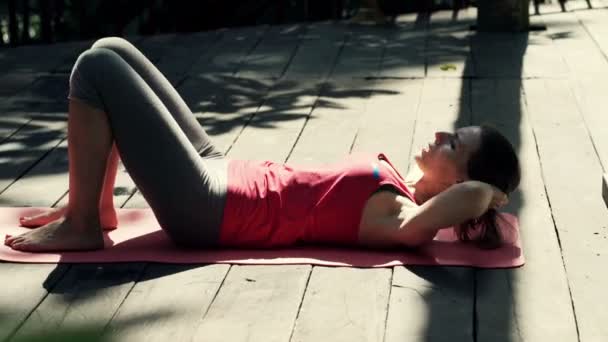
top-left (0, 207), bottom-right (524, 268)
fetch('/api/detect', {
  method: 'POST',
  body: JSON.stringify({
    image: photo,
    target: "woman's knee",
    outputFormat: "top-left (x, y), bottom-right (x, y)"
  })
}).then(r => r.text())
top-left (72, 48), bottom-right (126, 81)
top-left (91, 36), bottom-right (133, 52)
top-left (70, 48), bottom-right (124, 110)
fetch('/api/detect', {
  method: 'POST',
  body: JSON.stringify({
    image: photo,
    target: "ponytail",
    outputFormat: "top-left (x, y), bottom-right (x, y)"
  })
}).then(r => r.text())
top-left (456, 209), bottom-right (503, 250)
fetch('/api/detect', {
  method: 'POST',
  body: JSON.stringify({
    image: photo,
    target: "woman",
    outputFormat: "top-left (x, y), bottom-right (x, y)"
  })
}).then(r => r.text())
top-left (4, 37), bottom-right (520, 252)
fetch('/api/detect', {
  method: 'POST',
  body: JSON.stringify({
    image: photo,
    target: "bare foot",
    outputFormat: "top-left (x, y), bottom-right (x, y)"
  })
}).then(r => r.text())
top-left (20, 206), bottom-right (118, 230)
top-left (5, 216), bottom-right (104, 252)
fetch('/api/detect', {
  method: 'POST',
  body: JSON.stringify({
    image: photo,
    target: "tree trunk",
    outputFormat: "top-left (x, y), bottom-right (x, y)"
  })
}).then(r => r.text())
top-left (22, 0), bottom-right (30, 43)
top-left (8, 0), bottom-right (19, 46)
top-left (477, 0), bottom-right (529, 32)
top-left (39, 0), bottom-right (53, 43)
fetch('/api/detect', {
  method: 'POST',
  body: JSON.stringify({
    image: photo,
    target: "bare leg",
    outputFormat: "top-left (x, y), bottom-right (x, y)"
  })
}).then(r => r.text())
top-left (6, 100), bottom-right (109, 251)
top-left (99, 143), bottom-right (119, 228)
top-left (18, 144), bottom-right (118, 230)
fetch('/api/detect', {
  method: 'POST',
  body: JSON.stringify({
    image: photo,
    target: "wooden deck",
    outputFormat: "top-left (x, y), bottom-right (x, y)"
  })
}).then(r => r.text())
top-left (1, 1), bottom-right (608, 341)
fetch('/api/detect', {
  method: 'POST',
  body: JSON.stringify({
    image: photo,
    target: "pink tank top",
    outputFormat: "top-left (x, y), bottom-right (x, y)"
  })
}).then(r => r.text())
top-left (218, 153), bottom-right (415, 248)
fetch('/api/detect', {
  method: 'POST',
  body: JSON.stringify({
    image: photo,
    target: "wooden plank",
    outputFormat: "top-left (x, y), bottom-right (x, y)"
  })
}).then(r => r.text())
top-left (282, 24), bottom-right (414, 160)
top-left (541, 10), bottom-right (608, 77)
top-left (186, 25), bottom-right (268, 78)
top-left (282, 22), bottom-right (345, 81)
top-left (11, 263), bottom-right (144, 340)
top-left (566, 8), bottom-right (608, 197)
top-left (286, 27), bottom-right (383, 165)
top-left (379, 13), bottom-right (426, 78)
top-left (291, 267), bottom-right (391, 342)
top-left (179, 25), bottom-right (270, 154)
top-left (132, 34), bottom-right (179, 63)
top-left (523, 77), bottom-right (608, 342)
top-left (217, 36), bottom-right (314, 160)
top-left (0, 137), bottom-right (68, 207)
top-left (0, 39), bottom-right (89, 147)
top-left (0, 263), bottom-right (69, 341)
top-left (0, 114), bottom-right (30, 144)
top-left (105, 264), bottom-right (229, 341)
top-left (285, 79), bottom-right (369, 166)
top-left (8, 74), bottom-right (72, 109)
top-left (154, 30), bottom-right (223, 86)
top-left (472, 30), bottom-right (568, 79)
top-left (385, 266), bottom-right (474, 342)
top-left (0, 115), bottom-right (65, 199)
top-left (426, 9), bottom-right (475, 78)
top-left (0, 40), bottom-right (88, 98)
top-left (329, 26), bottom-right (385, 82)
top-left (0, 41), bottom-right (84, 78)
top-left (351, 78), bottom-right (423, 172)
top-left (473, 79), bottom-right (578, 342)
top-left (228, 26), bottom-right (377, 162)
top-left (236, 24), bottom-right (307, 80)
top-left (574, 3), bottom-right (608, 59)
top-left (193, 265), bottom-right (311, 342)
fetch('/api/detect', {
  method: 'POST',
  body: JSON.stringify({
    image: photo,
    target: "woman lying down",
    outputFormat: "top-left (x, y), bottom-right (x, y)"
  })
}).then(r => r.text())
top-left (5, 37), bottom-right (520, 253)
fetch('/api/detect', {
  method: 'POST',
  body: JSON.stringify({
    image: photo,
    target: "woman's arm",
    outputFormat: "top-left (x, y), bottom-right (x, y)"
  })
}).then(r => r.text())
top-left (396, 181), bottom-right (500, 247)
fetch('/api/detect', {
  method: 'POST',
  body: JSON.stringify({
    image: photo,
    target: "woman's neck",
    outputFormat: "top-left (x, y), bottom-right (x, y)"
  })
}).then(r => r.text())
top-left (405, 166), bottom-right (447, 204)
top-left (412, 177), bottom-right (444, 204)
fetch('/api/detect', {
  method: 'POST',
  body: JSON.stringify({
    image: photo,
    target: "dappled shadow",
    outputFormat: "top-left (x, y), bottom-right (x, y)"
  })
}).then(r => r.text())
top-left (182, 75), bottom-right (399, 135)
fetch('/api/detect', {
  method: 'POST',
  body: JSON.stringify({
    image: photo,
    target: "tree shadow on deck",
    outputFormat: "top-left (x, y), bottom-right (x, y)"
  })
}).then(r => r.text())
top-left (411, 22), bottom-right (529, 342)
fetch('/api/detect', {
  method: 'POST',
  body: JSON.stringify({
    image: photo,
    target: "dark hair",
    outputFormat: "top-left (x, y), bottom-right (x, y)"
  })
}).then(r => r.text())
top-left (456, 125), bottom-right (521, 249)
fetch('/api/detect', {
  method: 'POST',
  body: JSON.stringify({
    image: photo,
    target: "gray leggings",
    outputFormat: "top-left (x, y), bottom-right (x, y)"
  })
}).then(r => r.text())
top-left (68, 37), bottom-right (227, 248)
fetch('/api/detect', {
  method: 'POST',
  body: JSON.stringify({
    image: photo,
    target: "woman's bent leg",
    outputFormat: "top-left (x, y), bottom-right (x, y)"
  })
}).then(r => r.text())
top-left (21, 37), bottom-right (221, 230)
top-left (90, 38), bottom-right (223, 228)
top-left (6, 100), bottom-right (110, 251)
top-left (68, 48), bottom-right (225, 248)
top-left (10, 47), bottom-right (226, 251)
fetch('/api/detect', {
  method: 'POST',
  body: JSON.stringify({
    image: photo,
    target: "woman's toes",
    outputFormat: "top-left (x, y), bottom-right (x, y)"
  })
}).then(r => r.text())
top-left (10, 236), bottom-right (24, 245)
top-left (19, 216), bottom-right (39, 227)
top-left (11, 241), bottom-right (27, 251)
top-left (5, 234), bottom-right (15, 245)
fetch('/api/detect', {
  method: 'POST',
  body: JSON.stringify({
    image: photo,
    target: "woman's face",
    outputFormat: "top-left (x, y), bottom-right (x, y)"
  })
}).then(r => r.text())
top-left (415, 126), bottom-right (482, 186)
